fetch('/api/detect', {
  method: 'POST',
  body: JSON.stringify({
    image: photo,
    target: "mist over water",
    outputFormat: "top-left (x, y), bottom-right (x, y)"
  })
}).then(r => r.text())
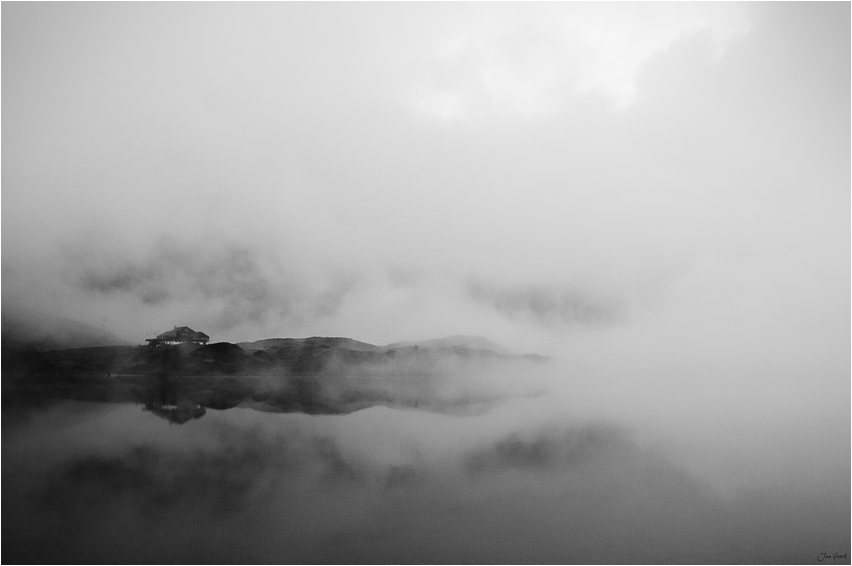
top-left (2, 2), bottom-right (849, 563)
top-left (3, 354), bottom-right (849, 564)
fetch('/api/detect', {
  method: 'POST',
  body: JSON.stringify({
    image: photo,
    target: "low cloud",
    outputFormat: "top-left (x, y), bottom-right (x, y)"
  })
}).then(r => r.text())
top-left (67, 238), bottom-right (355, 334)
top-left (467, 279), bottom-right (622, 326)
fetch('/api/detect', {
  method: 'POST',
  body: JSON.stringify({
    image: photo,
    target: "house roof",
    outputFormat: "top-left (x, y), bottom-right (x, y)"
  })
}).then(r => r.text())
top-left (153, 326), bottom-right (209, 341)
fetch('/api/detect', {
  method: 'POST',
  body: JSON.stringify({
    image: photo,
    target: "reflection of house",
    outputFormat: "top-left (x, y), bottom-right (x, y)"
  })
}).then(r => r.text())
top-left (143, 401), bottom-right (206, 424)
top-left (146, 326), bottom-right (209, 347)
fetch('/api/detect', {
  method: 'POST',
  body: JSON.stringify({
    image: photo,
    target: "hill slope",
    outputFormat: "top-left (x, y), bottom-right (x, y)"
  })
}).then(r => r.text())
top-left (2, 309), bottom-right (129, 351)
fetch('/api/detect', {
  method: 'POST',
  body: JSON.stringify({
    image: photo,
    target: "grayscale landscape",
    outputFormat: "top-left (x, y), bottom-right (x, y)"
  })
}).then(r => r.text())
top-left (2, 3), bottom-right (849, 564)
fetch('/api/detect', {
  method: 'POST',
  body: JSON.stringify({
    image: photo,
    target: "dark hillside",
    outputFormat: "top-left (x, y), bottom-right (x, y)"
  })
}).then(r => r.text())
top-left (2, 335), bottom-right (549, 416)
top-left (2, 335), bottom-right (546, 378)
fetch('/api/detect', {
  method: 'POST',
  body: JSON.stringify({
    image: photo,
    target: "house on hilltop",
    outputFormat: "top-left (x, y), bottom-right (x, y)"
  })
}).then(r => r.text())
top-left (146, 326), bottom-right (209, 347)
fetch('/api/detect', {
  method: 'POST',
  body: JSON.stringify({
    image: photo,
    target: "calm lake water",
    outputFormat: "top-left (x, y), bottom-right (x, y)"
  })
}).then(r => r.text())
top-left (3, 392), bottom-right (849, 564)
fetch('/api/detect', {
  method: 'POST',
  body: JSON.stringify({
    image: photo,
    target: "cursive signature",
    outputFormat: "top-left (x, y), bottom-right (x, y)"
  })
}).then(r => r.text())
top-left (817, 553), bottom-right (848, 562)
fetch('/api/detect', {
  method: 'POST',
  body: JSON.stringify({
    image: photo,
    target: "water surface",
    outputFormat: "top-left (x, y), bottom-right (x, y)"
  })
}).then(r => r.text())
top-left (3, 388), bottom-right (848, 564)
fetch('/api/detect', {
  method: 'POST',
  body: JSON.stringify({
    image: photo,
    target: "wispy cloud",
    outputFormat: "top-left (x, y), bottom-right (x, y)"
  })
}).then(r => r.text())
top-left (467, 279), bottom-right (622, 326)
top-left (67, 238), bottom-right (354, 333)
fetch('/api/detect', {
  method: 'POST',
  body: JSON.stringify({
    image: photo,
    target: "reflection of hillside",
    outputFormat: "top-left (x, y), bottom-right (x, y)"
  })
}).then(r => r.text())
top-left (3, 336), bottom-right (547, 378)
top-left (143, 401), bottom-right (206, 424)
top-left (2, 335), bottom-right (550, 418)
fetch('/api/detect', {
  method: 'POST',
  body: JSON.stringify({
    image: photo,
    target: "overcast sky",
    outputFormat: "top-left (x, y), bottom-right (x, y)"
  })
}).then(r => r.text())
top-left (3, 2), bottom-right (848, 371)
